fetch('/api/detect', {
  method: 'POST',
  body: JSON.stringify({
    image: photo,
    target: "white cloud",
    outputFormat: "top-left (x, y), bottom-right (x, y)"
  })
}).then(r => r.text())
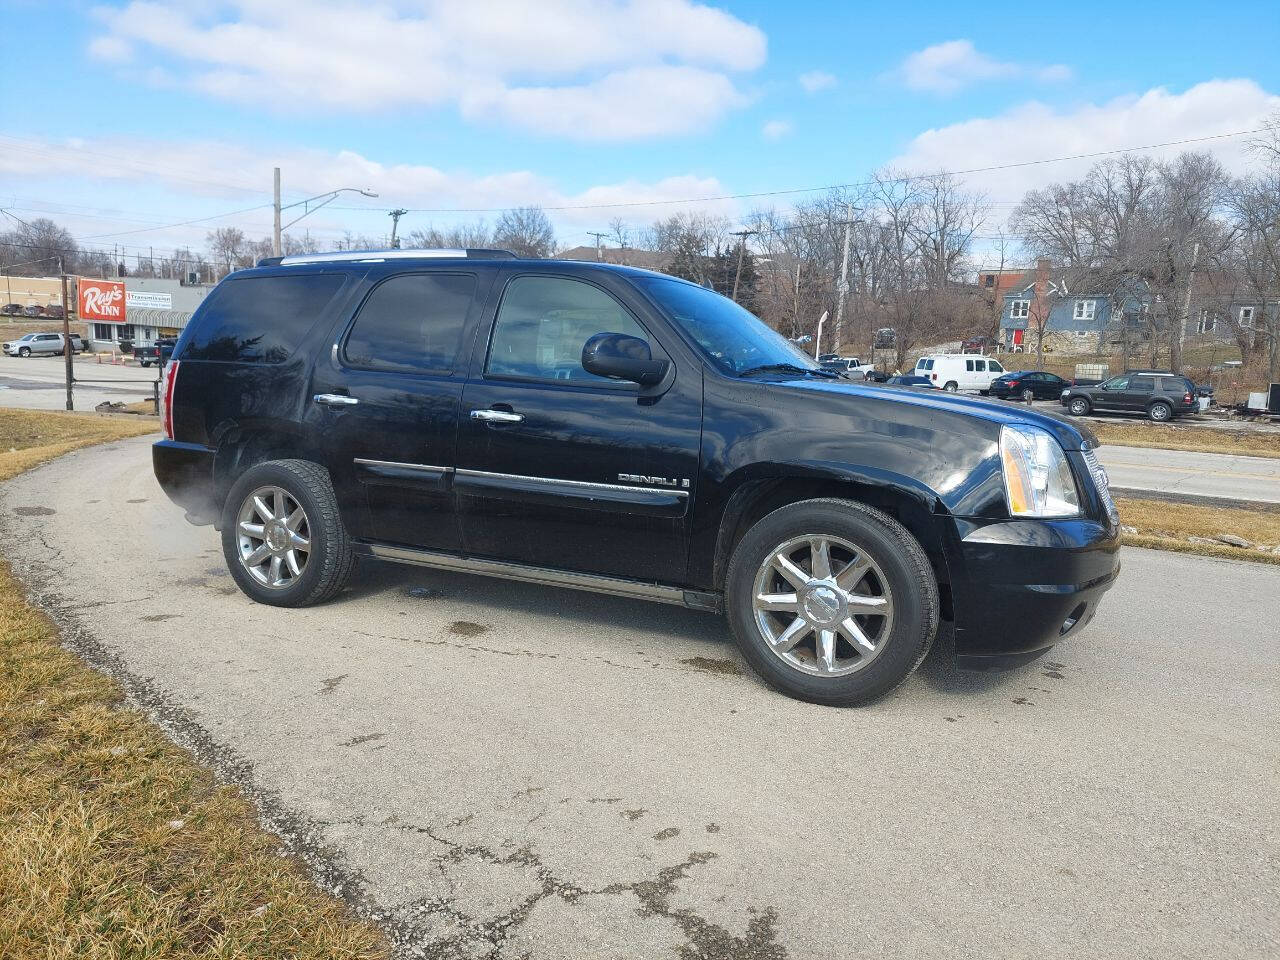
top-left (761, 120), bottom-right (792, 141)
top-left (89, 0), bottom-right (767, 140)
top-left (0, 135), bottom-right (739, 248)
top-left (798, 70), bottom-right (836, 94)
top-left (895, 39), bottom-right (1070, 94)
top-left (891, 79), bottom-right (1280, 203)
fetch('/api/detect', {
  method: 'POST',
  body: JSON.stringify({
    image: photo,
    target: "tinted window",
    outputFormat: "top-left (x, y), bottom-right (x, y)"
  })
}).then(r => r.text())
top-left (183, 274), bottom-right (346, 364)
top-left (1103, 376), bottom-right (1130, 390)
top-left (965, 359), bottom-right (974, 371)
top-left (922, 358), bottom-right (934, 370)
top-left (343, 273), bottom-right (475, 374)
top-left (487, 275), bottom-right (649, 384)
top-left (975, 359), bottom-right (987, 371)
top-left (1131, 376), bottom-right (1156, 391)
top-left (988, 360), bottom-right (1003, 372)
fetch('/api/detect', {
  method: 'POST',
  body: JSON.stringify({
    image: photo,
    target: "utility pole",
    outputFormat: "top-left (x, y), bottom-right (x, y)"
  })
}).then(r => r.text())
top-left (59, 258), bottom-right (73, 411)
top-left (1175, 240), bottom-right (1200, 374)
top-left (273, 167), bottom-right (282, 257)
top-left (388, 208), bottom-right (408, 249)
top-left (731, 229), bottom-right (758, 302)
top-left (834, 203), bottom-right (854, 349)
top-left (587, 231), bottom-right (608, 261)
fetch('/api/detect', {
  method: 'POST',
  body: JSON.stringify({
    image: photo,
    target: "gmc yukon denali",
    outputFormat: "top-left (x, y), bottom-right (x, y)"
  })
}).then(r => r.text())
top-left (154, 249), bottom-right (1121, 706)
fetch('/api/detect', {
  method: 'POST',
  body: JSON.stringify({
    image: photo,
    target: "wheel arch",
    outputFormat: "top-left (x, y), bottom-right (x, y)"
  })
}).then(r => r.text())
top-left (211, 421), bottom-right (324, 517)
top-left (710, 465), bottom-right (954, 616)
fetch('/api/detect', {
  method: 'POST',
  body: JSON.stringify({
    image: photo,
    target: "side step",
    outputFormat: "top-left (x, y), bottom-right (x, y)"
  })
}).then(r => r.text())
top-left (356, 542), bottom-right (723, 613)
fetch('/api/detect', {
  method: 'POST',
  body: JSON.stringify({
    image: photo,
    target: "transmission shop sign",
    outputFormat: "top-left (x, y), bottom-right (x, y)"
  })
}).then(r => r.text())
top-left (79, 279), bottom-right (126, 322)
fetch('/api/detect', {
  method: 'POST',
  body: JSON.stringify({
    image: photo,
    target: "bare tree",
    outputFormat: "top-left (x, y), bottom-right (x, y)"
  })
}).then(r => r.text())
top-left (494, 206), bottom-right (555, 258)
top-left (0, 216), bottom-right (78, 275)
top-left (1228, 125), bottom-right (1280, 379)
top-left (206, 227), bottom-right (246, 277)
top-left (405, 220), bottom-right (494, 250)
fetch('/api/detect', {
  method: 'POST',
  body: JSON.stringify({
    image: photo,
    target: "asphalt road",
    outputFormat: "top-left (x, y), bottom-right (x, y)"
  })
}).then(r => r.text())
top-left (1096, 444), bottom-right (1280, 505)
top-left (0, 353), bottom-right (159, 411)
top-left (3, 435), bottom-right (1277, 960)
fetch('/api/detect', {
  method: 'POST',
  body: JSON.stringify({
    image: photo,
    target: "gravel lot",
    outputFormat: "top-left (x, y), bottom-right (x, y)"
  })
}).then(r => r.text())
top-left (2, 434), bottom-right (1277, 959)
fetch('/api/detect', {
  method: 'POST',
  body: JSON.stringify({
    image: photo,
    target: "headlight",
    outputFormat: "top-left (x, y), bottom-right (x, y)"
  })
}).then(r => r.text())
top-left (1000, 424), bottom-right (1080, 517)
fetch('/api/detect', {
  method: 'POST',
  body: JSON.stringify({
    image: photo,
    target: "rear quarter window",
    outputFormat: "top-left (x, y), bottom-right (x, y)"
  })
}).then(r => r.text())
top-left (181, 273), bottom-right (346, 363)
top-left (1131, 376), bottom-right (1156, 391)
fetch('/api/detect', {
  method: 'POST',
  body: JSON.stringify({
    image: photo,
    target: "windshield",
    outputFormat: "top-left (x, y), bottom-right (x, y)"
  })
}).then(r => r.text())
top-left (634, 276), bottom-right (819, 376)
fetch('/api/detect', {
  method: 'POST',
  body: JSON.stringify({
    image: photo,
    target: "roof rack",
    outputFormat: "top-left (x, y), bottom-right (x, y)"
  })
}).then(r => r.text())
top-left (257, 248), bottom-right (518, 267)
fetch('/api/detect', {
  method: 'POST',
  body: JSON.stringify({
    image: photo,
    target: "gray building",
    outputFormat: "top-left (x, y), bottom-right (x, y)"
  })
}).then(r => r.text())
top-left (85, 276), bottom-right (214, 349)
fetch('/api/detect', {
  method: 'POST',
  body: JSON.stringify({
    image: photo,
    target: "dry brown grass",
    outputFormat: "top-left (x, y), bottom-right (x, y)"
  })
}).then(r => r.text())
top-left (1116, 496), bottom-right (1280, 565)
top-left (1091, 422), bottom-right (1280, 458)
top-left (0, 410), bottom-right (387, 959)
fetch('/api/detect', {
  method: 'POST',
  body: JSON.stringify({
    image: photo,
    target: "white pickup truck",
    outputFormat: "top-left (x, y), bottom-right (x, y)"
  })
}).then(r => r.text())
top-left (818, 355), bottom-right (877, 379)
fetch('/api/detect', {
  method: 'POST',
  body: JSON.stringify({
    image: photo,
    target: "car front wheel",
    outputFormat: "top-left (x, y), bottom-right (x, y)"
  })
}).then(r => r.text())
top-left (1148, 400), bottom-right (1172, 422)
top-left (1021, 388), bottom-right (1035, 402)
top-left (725, 498), bottom-right (939, 706)
top-left (1068, 397), bottom-right (1090, 416)
top-left (17, 347), bottom-right (30, 357)
top-left (221, 459), bottom-right (354, 607)
top-left (943, 381), bottom-right (958, 392)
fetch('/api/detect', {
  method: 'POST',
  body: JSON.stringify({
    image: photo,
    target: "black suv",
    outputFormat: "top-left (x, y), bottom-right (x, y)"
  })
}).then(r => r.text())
top-left (1060, 372), bottom-right (1196, 422)
top-left (154, 250), bottom-right (1120, 706)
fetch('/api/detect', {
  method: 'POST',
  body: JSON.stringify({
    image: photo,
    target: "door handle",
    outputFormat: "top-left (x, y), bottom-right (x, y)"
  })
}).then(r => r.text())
top-left (471, 408), bottom-right (524, 423)
top-left (313, 393), bottom-right (359, 406)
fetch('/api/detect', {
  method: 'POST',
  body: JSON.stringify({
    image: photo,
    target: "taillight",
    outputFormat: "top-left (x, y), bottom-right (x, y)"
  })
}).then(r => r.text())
top-left (931, 373), bottom-right (937, 380)
top-left (1183, 391), bottom-right (1192, 403)
top-left (161, 360), bottom-right (179, 440)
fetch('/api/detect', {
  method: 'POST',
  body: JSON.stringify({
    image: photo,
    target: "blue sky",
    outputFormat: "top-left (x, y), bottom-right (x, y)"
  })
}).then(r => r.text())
top-left (2, 0), bottom-right (1278, 261)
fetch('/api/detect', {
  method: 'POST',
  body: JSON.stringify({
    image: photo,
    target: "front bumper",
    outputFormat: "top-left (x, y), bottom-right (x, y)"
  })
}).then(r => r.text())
top-left (946, 516), bottom-right (1120, 668)
top-left (153, 439), bottom-right (218, 523)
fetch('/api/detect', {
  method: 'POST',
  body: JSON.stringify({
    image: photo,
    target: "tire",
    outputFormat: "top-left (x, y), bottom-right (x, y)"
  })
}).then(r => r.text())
top-left (1021, 388), bottom-right (1035, 402)
top-left (1068, 397), bottom-right (1090, 416)
top-left (725, 498), bottom-right (939, 707)
top-left (220, 459), bottom-right (354, 607)
top-left (944, 381), bottom-right (958, 392)
top-left (1148, 401), bottom-right (1172, 422)
top-left (18, 347), bottom-right (30, 358)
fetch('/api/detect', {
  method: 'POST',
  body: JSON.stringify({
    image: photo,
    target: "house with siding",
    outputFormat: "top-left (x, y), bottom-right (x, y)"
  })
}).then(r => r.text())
top-left (998, 260), bottom-right (1145, 355)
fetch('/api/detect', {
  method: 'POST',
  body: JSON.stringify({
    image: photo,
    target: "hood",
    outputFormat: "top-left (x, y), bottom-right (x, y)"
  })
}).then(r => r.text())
top-left (759, 376), bottom-right (1099, 450)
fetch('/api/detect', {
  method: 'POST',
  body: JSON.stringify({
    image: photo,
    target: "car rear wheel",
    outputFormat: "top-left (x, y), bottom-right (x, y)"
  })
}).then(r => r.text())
top-left (725, 498), bottom-right (939, 706)
top-left (944, 381), bottom-right (958, 392)
top-left (17, 346), bottom-right (30, 358)
top-left (221, 459), bottom-right (354, 607)
top-left (1021, 388), bottom-right (1035, 402)
top-left (1149, 400), bottom-right (1172, 422)
top-left (1068, 397), bottom-right (1090, 416)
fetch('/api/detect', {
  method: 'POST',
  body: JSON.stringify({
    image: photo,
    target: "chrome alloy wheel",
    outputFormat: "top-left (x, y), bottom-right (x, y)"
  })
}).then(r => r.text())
top-left (235, 485), bottom-right (311, 589)
top-left (751, 534), bottom-right (895, 677)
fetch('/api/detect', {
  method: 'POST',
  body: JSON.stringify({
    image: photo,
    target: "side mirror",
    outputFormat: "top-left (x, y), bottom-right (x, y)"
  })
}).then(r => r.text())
top-left (581, 333), bottom-right (669, 387)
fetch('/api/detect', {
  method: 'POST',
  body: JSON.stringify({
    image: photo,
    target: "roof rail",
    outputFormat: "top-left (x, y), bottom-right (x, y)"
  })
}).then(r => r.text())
top-left (258, 248), bottom-right (518, 267)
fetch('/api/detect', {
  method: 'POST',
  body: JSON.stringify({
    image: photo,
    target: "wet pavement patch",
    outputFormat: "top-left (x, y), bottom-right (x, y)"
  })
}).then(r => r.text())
top-left (320, 674), bottom-right (347, 695)
top-left (339, 732), bottom-right (384, 747)
top-left (140, 613), bottom-right (178, 623)
top-left (679, 656), bottom-right (742, 676)
top-left (13, 506), bottom-right (55, 516)
top-left (653, 827), bottom-right (680, 841)
top-left (449, 620), bottom-right (488, 637)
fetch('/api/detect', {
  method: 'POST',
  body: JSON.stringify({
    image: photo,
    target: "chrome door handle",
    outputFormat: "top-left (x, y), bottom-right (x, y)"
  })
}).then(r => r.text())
top-left (470, 408), bottom-right (523, 423)
top-left (313, 393), bottom-right (359, 406)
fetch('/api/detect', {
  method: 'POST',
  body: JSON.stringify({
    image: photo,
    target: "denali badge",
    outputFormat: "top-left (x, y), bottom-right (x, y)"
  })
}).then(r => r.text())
top-left (618, 474), bottom-right (691, 489)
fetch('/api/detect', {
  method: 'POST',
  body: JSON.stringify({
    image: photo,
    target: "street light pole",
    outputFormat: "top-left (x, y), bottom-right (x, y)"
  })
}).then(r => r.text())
top-left (272, 167), bottom-right (282, 257)
top-left (59, 258), bottom-right (73, 411)
top-left (273, 178), bottom-right (380, 246)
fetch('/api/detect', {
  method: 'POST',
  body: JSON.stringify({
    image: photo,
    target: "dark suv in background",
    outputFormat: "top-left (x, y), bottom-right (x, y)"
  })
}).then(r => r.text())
top-left (1060, 372), bottom-right (1196, 421)
top-left (154, 249), bottom-right (1120, 706)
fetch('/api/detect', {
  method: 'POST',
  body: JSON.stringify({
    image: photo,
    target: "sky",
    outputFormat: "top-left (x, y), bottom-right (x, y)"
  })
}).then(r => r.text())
top-left (2, 0), bottom-right (1279, 268)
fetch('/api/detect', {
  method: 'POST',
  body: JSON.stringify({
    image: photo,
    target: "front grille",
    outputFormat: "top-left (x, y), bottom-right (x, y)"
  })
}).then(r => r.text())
top-left (1082, 447), bottom-right (1119, 524)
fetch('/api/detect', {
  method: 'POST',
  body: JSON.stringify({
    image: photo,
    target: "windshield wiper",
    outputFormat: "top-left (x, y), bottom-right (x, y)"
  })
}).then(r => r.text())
top-left (737, 363), bottom-right (836, 379)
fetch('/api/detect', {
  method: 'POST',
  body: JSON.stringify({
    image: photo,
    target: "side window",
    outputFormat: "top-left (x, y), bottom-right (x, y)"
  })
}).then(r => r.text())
top-left (975, 359), bottom-right (987, 372)
top-left (922, 358), bottom-right (934, 371)
top-left (965, 359), bottom-right (974, 371)
top-left (988, 360), bottom-right (1003, 373)
top-left (486, 276), bottom-right (650, 385)
top-left (1131, 376), bottom-right (1155, 391)
top-left (183, 274), bottom-right (346, 364)
top-left (1105, 376), bottom-right (1130, 390)
top-left (343, 273), bottom-right (475, 374)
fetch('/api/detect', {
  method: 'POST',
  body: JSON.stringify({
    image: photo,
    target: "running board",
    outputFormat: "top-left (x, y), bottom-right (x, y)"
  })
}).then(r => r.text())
top-left (357, 542), bottom-right (722, 612)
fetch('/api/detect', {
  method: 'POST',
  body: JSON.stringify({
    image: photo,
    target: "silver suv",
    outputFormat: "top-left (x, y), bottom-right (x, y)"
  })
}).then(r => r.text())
top-left (3, 332), bottom-right (77, 357)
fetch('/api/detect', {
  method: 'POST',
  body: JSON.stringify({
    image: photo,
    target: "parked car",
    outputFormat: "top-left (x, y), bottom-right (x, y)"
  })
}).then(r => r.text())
top-left (913, 354), bottom-right (1007, 393)
top-left (154, 249), bottom-right (1120, 707)
top-left (21, 304), bottom-right (45, 317)
top-left (883, 375), bottom-right (936, 389)
top-left (873, 327), bottom-right (896, 349)
top-left (1060, 372), bottom-right (1196, 421)
top-left (819, 356), bottom-right (876, 379)
top-left (2, 332), bottom-right (78, 357)
top-left (133, 336), bottom-right (178, 368)
top-left (960, 336), bottom-right (990, 354)
top-left (1, 303), bottom-right (22, 315)
top-left (45, 304), bottom-right (65, 320)
top-left (988, 371), bottom-right (1070, 401)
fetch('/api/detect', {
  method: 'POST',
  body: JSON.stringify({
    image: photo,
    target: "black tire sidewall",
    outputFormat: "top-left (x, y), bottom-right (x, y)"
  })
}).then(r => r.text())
top-left (221, 460), bottom-right (342, 607)
top-left (1070, 398), bottom-right (1089, 415)
top-left (725, 500), bottom-right (937, 706)
top-left (1149, 402), bottom-right (1171, 421)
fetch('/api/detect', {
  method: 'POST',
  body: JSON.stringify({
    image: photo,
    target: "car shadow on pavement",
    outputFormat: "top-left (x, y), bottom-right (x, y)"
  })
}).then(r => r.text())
top-left (339, 557), bottom-right (1028, 700)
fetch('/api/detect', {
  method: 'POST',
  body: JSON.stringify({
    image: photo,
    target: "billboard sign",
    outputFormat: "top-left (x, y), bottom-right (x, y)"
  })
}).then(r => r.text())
top-left (126, 290), bottom-right (173, 310)
top-left (79, 279), bottom-right (126, 323)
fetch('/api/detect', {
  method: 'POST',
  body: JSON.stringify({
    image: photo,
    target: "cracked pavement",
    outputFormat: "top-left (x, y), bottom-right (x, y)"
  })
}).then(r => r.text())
top-left (2, 435), bottom-right (1278, 959)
